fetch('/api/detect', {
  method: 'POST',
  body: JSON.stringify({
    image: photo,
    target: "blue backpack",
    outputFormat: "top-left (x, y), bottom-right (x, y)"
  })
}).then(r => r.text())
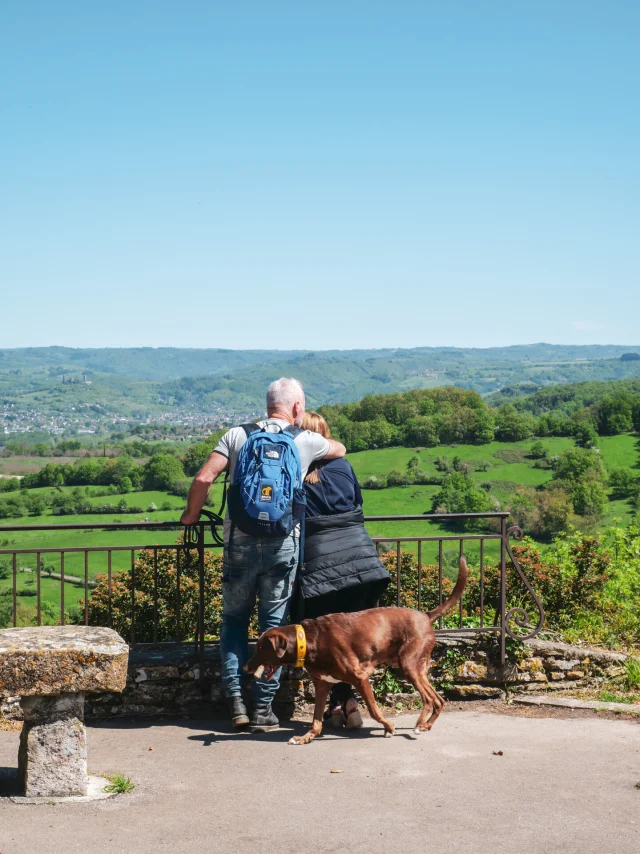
top-left (227, 423), bottom-right (307, 537)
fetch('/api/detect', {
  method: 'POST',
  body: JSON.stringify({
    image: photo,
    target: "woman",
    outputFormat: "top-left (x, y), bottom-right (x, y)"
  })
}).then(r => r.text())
top-left (296, 411), bottom-right (390, 728)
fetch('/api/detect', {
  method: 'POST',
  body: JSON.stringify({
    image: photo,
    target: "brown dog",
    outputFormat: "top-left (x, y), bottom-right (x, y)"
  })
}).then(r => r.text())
top-left (244, 556), bottom-right (468, 745)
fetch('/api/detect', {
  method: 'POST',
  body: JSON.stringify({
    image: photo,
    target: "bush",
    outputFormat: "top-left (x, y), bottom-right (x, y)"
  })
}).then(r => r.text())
top-left (552, 448), bottom-right (607, 486)
top-left (574, 424), bottom-right (598, 449)
top-left (430, 473), bottom-right (494, 529)
top-left (529, 441), bottom-right (547, 460)
top-left (361, 475), bottom-right (388, 489)
top-left (86, 546), bottom-right (258, 643)
top-left (571, 480), bottom-right (608, 518)
top-left (609, 468), bottom-right (639, 499)
top-left (0, 497), bottom-right (26, 518)
top-left (143, 454), bottom-right (185, 491)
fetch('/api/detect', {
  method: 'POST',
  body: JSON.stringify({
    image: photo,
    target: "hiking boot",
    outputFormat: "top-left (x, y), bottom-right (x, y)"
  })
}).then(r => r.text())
top-left (228, 697), bottom-right (249, 730)
top-left (249, 703), bottom-right (279, 732)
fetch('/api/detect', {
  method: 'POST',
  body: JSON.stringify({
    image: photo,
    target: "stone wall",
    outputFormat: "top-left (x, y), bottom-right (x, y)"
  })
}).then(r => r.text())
top-left (0, 636), bottom-right (629, 722)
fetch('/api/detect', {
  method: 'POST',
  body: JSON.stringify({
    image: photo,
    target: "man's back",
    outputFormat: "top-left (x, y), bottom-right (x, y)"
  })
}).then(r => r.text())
top-left (214, 417), bottom-right (330, 540)
top-left (214, 417), bottom-right (330, 481)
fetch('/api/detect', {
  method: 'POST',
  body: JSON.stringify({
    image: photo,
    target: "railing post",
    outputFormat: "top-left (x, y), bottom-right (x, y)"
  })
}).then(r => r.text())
top-left (500, 516), bottom-right (507, 665)
top-left (198, 521), bottom-right (206, 689)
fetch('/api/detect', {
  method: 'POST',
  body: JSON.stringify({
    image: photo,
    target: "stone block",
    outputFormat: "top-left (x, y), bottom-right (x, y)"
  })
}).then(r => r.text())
top-left (604, 666), bottom-right (626, 678)
top-left (549, 672), bottom-right (566, 681)
top-left (18, 693), bottom-right (87, 798)
top-left (131, 683), bottom-right (178, 706)
top-left (544, 659), bottom-right (580, 672)
top-left (0, 626), bottom-right (128, 696)
top-left (0, 695), bottom-right (21, 720)
top-left (528, 639), bottom-right (626, 667)
top-left (567, 671), bottom-right (585, 680)
top-left (457, 662), bottom-right (488, 682)
top-left (518, 658), bottom-right (548, 683)
top-left (135, 666), bottom-right (179, 683)
top-left (448, 684), bottom-right (504, 700)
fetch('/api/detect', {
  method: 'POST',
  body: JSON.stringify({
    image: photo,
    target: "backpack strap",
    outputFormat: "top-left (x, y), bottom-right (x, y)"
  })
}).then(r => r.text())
top-left (240, 422), bottom-right (261, 437)
top-left (284, 425), bottom-right (303, 439)
top-left (220, 424), bottom-right (260, 517)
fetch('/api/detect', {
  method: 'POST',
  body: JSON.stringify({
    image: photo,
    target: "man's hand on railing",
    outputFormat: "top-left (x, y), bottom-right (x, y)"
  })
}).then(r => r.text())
top-left (180, 509), bottom-right (201, 526)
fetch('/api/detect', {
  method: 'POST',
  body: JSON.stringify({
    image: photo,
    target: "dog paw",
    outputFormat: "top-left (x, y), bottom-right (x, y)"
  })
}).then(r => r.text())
top-left (288, 737), bottom-right (302, 745)
top-left (384, 730), bottom-right (393, 738)
top-left (413, 727), bottom-right (423, 735)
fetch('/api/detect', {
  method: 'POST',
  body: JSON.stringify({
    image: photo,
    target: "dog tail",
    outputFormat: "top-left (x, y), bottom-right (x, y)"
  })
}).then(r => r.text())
top-left (426, 557), bottom-right (469, 621)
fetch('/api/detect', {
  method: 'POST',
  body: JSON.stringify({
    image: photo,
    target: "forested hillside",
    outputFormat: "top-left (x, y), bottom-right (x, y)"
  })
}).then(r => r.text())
top-left (320, 383), bottom-right (640, 452)
top-left (2, 345), bottom-right (640, 432)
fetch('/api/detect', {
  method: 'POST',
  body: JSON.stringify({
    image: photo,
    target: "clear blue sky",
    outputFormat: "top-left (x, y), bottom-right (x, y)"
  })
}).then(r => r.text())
top-left (1, 1), bottom-right (638, 350)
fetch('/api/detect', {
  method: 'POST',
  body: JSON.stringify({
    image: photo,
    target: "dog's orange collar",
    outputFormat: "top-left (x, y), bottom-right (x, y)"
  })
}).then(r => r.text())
top-left (294, 624), bottom-right (306, 668)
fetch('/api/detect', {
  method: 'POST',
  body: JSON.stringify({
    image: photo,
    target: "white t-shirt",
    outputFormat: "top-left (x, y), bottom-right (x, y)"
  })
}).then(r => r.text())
top-left (213, 418), bottom-right (330, 541)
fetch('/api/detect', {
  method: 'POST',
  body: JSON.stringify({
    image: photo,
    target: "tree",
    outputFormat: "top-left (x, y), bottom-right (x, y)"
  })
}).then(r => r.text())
top-left (535, 489), bottom-right (573, 539)
top-left (529, 441), bottom-right (548, 460)
top-left (608, 468), bottom-right (639, 499)
top-left (143, 454), bottom-right (185, 491)
top-left (574, 424), bottom-right (598, 449)
top-left (182, 439), bottom-right (220, 476)
top-left (508, 486), bottom-right (573, 541)
top-left (369, 417), bottom-right (397, 448)
top-left (471, 409), bottom-right (495, 444)
top-left (406, 456), bottom-right (420, 474)
top-left (25, 494), bottom-right (46, 517)
top-left (494, 405), bottom-right (535, 442)
top-left (0, 497), bottom-right (25, 518)
top-left (552, 448), bottom-right (607, 486)
top-left (434, 455), bottom-right (452, 473)
top-left (403, 416), bottom-right (439, 447)
top-left (596, 395), bottom-right (634, 435)
top-left (118, 476), bottom-right (134, 493)
top-left (571, 480), bottom-right (608, 518)
top-left (431, 472), bottom-right (494, 528)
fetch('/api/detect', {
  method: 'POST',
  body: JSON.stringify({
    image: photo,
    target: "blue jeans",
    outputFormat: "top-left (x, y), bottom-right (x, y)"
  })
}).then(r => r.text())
top-left (220, 530), bottom-right (299, 706)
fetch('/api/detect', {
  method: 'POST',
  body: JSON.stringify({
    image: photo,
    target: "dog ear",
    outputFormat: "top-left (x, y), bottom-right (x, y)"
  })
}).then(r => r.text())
top-left (267, 633), bottom-right (288, 659)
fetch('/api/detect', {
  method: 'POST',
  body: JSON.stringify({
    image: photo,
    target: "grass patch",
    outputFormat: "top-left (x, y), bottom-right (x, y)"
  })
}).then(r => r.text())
top-left (625, 657), bottom-right (640, 691)
top-left (598, 689), bottom-right (640, 705)
top-left (102, 774), bottom-right (135, 794)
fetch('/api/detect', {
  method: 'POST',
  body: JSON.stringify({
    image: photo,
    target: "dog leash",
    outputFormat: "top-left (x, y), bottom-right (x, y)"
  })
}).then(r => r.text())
top-left (182, 507), bottom-right (225, 569)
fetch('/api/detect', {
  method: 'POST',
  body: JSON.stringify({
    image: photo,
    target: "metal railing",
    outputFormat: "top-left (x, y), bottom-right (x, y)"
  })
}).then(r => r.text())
top-left (0, 513), bottom-right (545, 675)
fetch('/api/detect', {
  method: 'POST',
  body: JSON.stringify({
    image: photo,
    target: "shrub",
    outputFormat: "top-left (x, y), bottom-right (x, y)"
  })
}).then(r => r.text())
top-left (430, 473), bottom-right (494, 529)
top-left (552, 448), bottom-right (607, 488)
top-left (143, 454), bottom-right (185, 491)
top-left (86, 546), bottom-right (258, 642)
top-left (529, 441), bottom-right (547, 460)
top-left (609, 468), bottom-right (639, 499)
top-left (362, 475), bottom-right (387, 489)
top-left (570, 480), bottom-right (608, 518)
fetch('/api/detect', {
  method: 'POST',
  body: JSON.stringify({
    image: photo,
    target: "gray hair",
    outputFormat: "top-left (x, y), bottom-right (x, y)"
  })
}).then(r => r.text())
top-left (266, 377), bottom-right (305, 413)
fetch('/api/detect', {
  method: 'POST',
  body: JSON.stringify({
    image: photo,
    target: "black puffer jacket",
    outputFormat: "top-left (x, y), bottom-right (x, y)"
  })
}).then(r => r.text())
top-left (299, 508), bottom-right (390, 600)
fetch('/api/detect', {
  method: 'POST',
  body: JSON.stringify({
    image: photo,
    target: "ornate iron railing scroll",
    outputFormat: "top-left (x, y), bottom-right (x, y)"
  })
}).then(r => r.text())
top-left (503, 525), bottom-right (545, 642)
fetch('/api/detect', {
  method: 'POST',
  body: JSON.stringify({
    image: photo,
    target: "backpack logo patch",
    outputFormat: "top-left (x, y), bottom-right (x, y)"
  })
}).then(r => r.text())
top-left (260, 485), bottom-right (273, 502)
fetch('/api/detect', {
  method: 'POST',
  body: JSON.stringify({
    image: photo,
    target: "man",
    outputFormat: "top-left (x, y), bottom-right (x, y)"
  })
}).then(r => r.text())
top-left (180, 377), bottom-right (346, 732)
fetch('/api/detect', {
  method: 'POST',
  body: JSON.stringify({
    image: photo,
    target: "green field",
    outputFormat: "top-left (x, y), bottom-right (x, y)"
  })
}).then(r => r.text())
top-left (1, 434), bottom-right (638, 624)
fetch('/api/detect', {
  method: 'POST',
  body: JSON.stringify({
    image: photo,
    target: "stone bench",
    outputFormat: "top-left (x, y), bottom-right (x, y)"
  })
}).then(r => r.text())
top-left (0, 626), bottom-right (128, 798)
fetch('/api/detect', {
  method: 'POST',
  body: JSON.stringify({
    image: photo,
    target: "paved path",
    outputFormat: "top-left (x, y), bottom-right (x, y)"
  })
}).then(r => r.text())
top-left (1, 708), bottom-right (639, 854)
